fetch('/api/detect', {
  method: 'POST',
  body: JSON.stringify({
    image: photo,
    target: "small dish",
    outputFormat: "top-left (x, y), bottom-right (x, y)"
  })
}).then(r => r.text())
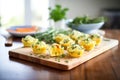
top-left (7, 25), bottom-right (41, 37)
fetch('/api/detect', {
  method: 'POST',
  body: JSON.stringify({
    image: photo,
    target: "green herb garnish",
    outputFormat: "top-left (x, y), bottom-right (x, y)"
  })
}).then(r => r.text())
top-left (60, 54), bottom-right (66, 58)
top-left (65, 60), bottom-right (69, 63)
top-left (35, 28), bottom-right (71, 44)
top-left (103, 38), bottom-right (110, 41)
top-left (58, 58), bottom-right (60, 62)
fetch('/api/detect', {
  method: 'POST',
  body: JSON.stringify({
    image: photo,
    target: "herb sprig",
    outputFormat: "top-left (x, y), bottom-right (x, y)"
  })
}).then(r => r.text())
top-left (49, 4), bottom-right (69, 22)
top-left (35, 28), bottom-right (72, 44)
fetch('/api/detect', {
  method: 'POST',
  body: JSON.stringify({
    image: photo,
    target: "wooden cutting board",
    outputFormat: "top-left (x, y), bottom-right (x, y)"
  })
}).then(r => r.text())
top-left (9, 38), bottom-right (119, 70)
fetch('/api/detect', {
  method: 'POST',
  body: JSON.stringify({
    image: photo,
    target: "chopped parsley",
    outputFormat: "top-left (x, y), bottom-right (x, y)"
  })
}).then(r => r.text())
top-left (63, 39), bottom-right (69, 43)
top-left (65, 60), bottom-right (69, 63)
top-left (103, 38), bottom-right (110, 41)
top-left (71, 44), bottom-right (77, 49)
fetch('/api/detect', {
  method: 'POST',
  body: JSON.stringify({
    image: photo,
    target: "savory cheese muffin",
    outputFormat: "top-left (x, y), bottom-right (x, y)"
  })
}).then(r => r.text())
top-left (90, 34), bottom-right (102, 46)
top-left (49, 43), bottom-right (64, 57)
top-left (77, 34), bottom-right (90, 42)
top-left (78, 38), bottom-right (96, 51)
top-left (54, 34), bottom-right (70, 43)
top-left (22, 35), bottom-right (38, 47)
top-left (67, 44), bottom-right (84, 58)
top-left (60, 38), bottom-right (75, 49)
top-left (69, 30), bottom-right (83, 40)
top-left (32, 41), bottom-right (47, 54)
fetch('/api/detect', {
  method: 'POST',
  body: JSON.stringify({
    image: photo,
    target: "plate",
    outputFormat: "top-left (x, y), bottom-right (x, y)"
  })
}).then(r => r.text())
top-left (7, 25), bottom-right (44, 37)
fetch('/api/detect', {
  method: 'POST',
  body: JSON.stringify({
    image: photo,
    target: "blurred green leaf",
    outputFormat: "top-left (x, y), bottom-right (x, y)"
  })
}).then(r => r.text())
top-left (71, 16), bottom-right (105, 25)
top-left (49, 4), bottom-right (69, 22)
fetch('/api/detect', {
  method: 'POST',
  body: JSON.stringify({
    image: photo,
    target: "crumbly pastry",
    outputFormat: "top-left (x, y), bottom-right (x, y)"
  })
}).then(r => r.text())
top-left (22, 35), bottom-right (38, 47)
top-left (22, 30), bottom-right (102, 58)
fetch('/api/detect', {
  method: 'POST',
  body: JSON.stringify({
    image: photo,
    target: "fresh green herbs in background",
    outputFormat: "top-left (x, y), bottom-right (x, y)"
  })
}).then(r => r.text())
top-left (70, 16), bottom-right (105, 25)
top-left (49, 4), bottom-right (69, 22)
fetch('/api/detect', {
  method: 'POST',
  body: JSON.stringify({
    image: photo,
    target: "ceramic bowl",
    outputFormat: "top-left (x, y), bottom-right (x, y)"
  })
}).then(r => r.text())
top-left (67, 21), bottom-right (104, 33)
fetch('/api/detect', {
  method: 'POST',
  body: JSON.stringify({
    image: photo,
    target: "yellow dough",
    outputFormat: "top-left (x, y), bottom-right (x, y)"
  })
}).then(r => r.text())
top-left (22, 35), bottom-right (38, 47)
top-left (32, 41), bottom-right (47, 54)
top-left (54, 34), bottom-right (70, 43)
top-left (90, 34), bottom-right (102, 46)
top-left (78, 38), bottom-right (96, 51)
top-left (60, 38), bottom-right (75, 49)
top-left (67, 44), bottom-right (84, 58)
top-left (69, 30), bottom-right (83, 40)
top-left (49, 43), bottom-right (64, 56)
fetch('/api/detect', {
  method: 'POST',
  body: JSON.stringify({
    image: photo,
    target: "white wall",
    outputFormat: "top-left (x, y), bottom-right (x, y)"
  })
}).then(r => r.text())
top-left (54, 0), bottom-right (120, 19)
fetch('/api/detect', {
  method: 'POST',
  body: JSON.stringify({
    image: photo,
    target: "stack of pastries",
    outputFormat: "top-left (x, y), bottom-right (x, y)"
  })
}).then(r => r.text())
top-left (22, 30), bottom-right (102, 58)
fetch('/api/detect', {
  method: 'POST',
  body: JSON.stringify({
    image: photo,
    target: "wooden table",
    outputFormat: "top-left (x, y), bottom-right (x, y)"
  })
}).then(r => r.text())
top-left (0, 30), bottom-right (120, 80)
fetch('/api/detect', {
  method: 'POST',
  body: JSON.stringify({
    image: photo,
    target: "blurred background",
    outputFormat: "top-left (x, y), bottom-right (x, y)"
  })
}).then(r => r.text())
top-left (0, 0), bottom-right (120, 29)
